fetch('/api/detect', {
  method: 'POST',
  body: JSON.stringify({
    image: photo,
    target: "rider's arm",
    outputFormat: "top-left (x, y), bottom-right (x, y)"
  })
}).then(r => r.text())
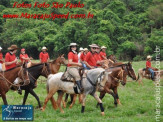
top-left (68, 59), bottom-right (81, 67)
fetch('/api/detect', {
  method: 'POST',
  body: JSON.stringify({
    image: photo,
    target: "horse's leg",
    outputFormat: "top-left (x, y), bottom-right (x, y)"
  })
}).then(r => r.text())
top-left (64, 93), bottom-right (69, 102)
top-left (113, 88), bottom-right (121, 105)
top-left (69, 94), bottom-right (77, 109)
top-left (96, 91), bottom-right (106, 108)
top-left (1, 92), bottom-right (8, 105)
top-left (93, 92), bottom-right (105, 116)
top-left (50, 96), bottom-right (58, 110)
top-left (57, 91), bottom-right (64, 113)
top-left (22, 90), bottom-right (29, 105)
top-left (42, 89), bottom-right (57, 111)
top-left (69, 94), bottom-right (74, 104)
top-left (62, 93), bottom-right (69, 108)
top-left (28, 89), bottom-right (42, 109)
top-left (79, 94), bottom-right (83, 104)
top-left (81, 94), bottom-right (86, 113)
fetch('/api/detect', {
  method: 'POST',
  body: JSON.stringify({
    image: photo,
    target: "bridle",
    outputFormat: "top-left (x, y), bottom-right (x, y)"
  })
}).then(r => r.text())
top-left (0, 66), bottom-right (30, 88)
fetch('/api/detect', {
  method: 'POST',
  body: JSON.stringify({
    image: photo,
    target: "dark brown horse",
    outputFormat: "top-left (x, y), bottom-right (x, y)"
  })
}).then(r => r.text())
top-left (21, 55), bottom-right (66, 109)
top-left (97, 62), bottom-right (137, 107)
top-left (0, 63), bottom-right (30, 105)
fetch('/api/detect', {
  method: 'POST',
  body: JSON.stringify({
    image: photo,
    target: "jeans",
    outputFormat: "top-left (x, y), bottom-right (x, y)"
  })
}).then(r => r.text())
top-left (148, 68), bottom-right (154, 79)
top-left (0, 63), bottom-right (2, 71)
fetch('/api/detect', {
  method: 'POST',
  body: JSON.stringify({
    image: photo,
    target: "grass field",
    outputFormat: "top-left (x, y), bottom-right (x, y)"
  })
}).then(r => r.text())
top-left (0, 61), bottom-right (163, 122)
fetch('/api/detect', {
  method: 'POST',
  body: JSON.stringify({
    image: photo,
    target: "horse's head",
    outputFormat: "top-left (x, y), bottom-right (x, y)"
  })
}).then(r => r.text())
top-left (107, 54), bottom-right (117, 63)
top-left (17, 63), bottom-right (30, 85)
top-left (125, 62), bottom-right (137, 80)
top-left (41, 63), bottom-right (51, 78)
top-left (56, 54), bottom-right (66, 65)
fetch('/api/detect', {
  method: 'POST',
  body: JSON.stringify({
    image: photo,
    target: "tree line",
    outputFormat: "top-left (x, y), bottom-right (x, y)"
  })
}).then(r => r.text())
top-left (0, 0), bottom-right (162, 60)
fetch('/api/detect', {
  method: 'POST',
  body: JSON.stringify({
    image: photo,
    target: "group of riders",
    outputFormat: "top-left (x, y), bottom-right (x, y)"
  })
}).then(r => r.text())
top-left (0, 43), bottom-right (155, 93)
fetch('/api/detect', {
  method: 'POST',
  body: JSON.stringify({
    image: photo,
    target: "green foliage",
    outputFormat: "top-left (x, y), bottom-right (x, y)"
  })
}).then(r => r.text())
top-left (0, 0), bottom-right (162, 60)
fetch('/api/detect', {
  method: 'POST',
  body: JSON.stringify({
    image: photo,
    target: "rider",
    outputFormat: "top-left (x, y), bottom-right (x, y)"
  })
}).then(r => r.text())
top-left (67, 43), bottom-right (83, 92)
top-left (20, 48), bottom-right (32, 66)
top-left (84, 44), bottom-right (98, 69)
top-left (80, 48), bottom-right (89, 63)
top-left (146, 55), bottom-right (154, 80)
top-left (95, 45), bottom-right (103, 67)
top-left (100, 46), bottom-right (107, 60)
top-left (0, 46), bottom-right (4, 71)
top-left (39, 46), bottom-right (50, 63)
top-left (5, 45), bottom-right (22, 94)
top-left (78, 47), bottom-right (84, 63)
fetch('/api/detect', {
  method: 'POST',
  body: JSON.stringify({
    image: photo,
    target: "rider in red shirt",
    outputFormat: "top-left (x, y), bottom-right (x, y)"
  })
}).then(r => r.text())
top-left (5, 45), bottom-right (19, 70)
top-left (39, 47), bottom-right (50, 63)
top-left (95, 46), bottom-right (103, 67)
top-left (84, 44), bottom-right (98, 69)
top-left (0, 47), bottom-right (4, 71)
top-left (20, 48), bottom-right (31, 63)
top-left (100, 46), bottom-right (107, 60)
top-left (146, 55), bottom-right (154, 80)
top-left (80, 48), bottom-right (89, 63)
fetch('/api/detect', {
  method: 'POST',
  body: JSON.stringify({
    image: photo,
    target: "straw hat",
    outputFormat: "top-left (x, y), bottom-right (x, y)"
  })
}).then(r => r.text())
top-left (79, 47), bottom-right (84, 51)
top-left (147, 55), bottom-right (152, 59)
top-left (8, 45), bottom-right (19, 50)
top-left (89, 44), bottom-right (98, 48)
top-left (101, 46), bottom-right (107, 49)
top-left (0, 46), bottom-right (2, 50)
top-left (42, 46), bottom-right (48, 50)
top-left (84, 48), bottom-right (88, 51)
top-left (69, 43), bottom-right (77, 47)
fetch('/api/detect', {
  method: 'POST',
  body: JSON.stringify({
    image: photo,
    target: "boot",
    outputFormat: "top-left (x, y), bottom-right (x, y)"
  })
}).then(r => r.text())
top-left (18, 86), bottom-right (22, 95)
top-left (76, 80), bottom-right (84, 92)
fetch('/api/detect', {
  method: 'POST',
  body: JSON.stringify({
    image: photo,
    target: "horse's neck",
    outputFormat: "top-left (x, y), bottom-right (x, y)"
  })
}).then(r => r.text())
top-left (4, 67), bottom-right (20, 83)
top-left (29, 67), bottom-right (42, 80)
top-left (51, 61), bottom-right (61, 74)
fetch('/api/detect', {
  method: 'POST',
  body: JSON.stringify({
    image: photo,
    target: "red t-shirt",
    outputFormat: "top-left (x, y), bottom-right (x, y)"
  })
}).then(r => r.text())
top-left (20, 54), bottom-right (29, 63)
top-left (0, 52), bottom-right (3, 64)
top-left (84, 52), bottom-right (97, 67)
top-left (68, 52), bottom-right (78, 67)
top-left (39, 52), bottom-right (49, 63)
top-left (100, 51), bottom-right (106, 60)
top-left (146, 60), bottom-right (151, 69)
top-left (80, 52), bottom-right (87, 62)
top-left (94, 53), bottom-right (102, 66)
top-left (5, 52), bottom-right (17, 70)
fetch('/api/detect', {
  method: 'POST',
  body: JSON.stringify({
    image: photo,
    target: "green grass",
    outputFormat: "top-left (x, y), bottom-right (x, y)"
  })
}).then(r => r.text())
top-left (0, 61), bottom-right (163, 122)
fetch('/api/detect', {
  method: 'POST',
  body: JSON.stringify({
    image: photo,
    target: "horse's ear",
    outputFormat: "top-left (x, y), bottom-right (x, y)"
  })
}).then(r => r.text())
top-left (61, 54), bottom-right (64, 57)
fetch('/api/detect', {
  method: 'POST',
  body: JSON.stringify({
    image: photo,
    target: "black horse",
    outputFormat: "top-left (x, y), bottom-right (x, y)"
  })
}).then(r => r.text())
top-left (21, 63), bottom-right (51, 109)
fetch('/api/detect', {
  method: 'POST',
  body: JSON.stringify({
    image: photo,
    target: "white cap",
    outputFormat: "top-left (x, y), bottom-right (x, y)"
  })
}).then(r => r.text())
top-left (0, 46), bottom-right (2, 50)
top-left (147, 55), bottom-right (152, 59)
top-left (69, 43), bottom-right (77, 46)
top-left (42, 46), bottom-right (47, 50)
top-left (79, 47), bottom-right (84, 51)
top-left (101, 46), bottom-right (107, 49)
top-left (84, 48), bottom-right (88, 51)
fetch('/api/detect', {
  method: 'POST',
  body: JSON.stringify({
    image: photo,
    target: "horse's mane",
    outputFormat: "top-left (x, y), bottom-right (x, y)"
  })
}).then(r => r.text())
top-left (4, 65), bottom-right (22, 72)
top-left (27, 63), bottom-right (44, 70)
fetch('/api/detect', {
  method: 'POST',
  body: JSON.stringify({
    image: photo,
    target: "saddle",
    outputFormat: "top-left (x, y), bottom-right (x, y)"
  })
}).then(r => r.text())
top-left (60, 67), bottom-right (85, 82)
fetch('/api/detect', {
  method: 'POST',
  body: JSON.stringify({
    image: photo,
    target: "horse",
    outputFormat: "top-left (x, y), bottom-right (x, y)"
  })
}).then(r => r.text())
top-left (97, 62), bottom-right (137, 107)
top-left (137, 68), bottom-right (162, 85)
top-left (42, 68), bottom-right (109, 115)
top-left (0, 63), bottom-right (30, 105)
top-left (21, 55), bottom-right (66, 109)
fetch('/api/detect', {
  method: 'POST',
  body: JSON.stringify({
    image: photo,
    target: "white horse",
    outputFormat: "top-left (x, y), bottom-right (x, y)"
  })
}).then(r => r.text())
top-left (42, 68), bottom-right (109, 115)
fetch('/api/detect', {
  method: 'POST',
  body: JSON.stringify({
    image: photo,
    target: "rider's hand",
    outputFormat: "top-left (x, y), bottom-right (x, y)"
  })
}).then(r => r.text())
top-left (14, 58), bottom-right (18, 63)
top-left (78, 63), bottom-right (82, 67)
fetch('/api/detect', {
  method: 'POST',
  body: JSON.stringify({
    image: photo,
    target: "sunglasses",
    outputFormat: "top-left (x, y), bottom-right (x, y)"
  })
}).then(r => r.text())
top-left (92, 47), bottom-right (97, 49)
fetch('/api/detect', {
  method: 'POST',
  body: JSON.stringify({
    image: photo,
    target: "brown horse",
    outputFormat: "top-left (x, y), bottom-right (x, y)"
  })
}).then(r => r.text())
top-left (0, 63), bottom-right (30, 105)
top-left (97, 62), bottom-right (137, 107)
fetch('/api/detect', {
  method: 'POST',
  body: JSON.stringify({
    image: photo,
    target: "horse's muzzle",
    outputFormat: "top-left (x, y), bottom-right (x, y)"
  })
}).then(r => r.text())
top-left (121, 82), bottom-right (126, 86)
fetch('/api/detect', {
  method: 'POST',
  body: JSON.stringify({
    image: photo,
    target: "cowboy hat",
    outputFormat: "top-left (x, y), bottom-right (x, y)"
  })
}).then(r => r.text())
top-left (84, 48), bottom-right (88, 51)
top-left (0, 46), bottom-right (2, 50)
top-left (42, 46), bottom-right (48, 50)
top-left (147, 55), bottom-right (152, 59)
top-left (69, 43), bottom-right (77, 47)
top-left (79, 47), bottom-right (84, 51)
top-left (89, 44), bottom-right (98, 48)
top-left (8, 45), bottom-right (19, 50)
top-left (101, 46), bottom-right (107, 49)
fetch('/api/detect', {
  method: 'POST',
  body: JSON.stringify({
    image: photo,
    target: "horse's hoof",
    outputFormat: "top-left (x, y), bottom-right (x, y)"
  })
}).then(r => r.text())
top-left (41, 108), bottom-right (45, 112)
top-left (40, 107), bottom-right (43, 111)
top-left (101, 112), bottom-right (105, 116)
top-left (69, 105), bottom-right (72, 109)
top-left (61, 111), bottom-right (64, 114)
